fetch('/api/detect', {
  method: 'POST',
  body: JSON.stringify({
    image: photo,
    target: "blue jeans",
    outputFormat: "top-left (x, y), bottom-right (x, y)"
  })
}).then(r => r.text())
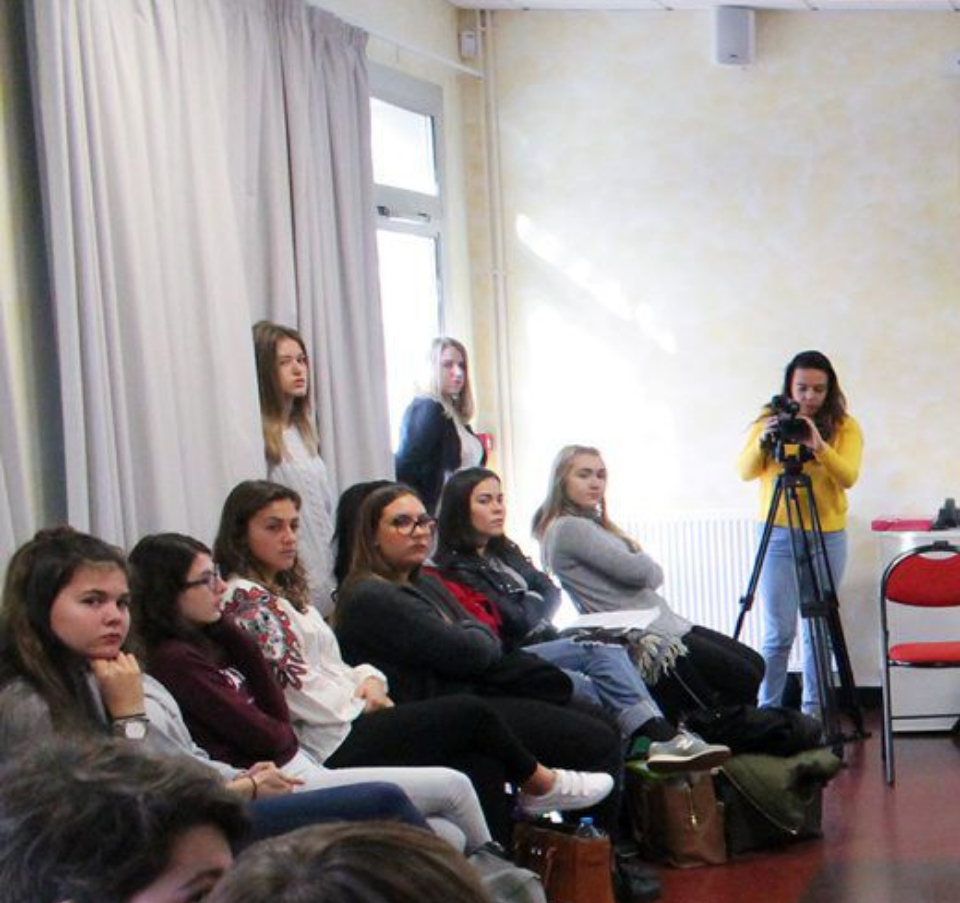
top-left (757, 526), bottom-right (847, 716)
top-left (249, 782), bottom-right (429, 842)
top-left (526, 637), bottom-right (661, 736)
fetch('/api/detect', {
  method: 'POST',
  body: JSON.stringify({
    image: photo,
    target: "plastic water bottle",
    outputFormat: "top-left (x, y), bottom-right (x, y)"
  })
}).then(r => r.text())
top-left (574, 816), bottom-right (604, 839)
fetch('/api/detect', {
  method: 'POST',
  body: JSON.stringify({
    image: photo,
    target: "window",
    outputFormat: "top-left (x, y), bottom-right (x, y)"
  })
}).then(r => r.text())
top-left (369, 66), bottom-right (446, 448)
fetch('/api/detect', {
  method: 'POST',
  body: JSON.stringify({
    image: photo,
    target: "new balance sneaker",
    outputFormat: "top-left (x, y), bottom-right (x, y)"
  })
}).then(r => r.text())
top-left (517, 768), bottom-right (615, 817)
top-left (645, 730), bottom-right (730, 774)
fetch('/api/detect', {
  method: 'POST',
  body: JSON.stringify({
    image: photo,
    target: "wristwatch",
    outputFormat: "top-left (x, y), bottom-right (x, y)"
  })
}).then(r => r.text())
top-left (112, 714), bottom-right (149, 740)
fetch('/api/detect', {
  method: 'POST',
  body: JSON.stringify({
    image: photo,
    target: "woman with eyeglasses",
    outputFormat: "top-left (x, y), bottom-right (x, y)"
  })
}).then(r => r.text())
top-left (0, 527), bottom-right (433, 840)
top-left (395, 337), bottom-right (486, 513)
top-left (131, 529), bottom-right (496, 853)
top-left (253, 320), bottom-right (337, 617)
top-left (335, 482), bottom-right (622, 834)
top-left (218, 479), bottom-right (614, 844)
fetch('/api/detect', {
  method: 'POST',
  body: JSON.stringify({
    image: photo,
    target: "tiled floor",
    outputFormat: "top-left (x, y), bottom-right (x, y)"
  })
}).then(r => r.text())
top-left (656, 712), bottom-right (960, 903)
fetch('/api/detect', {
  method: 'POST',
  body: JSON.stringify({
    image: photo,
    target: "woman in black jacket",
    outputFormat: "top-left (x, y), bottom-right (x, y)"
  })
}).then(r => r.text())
top-left (433, 467), bottom-right (731, 773)
top-left (335, 482), bottom-right (621, 832)
top-left (395, 338), bottom-right (485, 512)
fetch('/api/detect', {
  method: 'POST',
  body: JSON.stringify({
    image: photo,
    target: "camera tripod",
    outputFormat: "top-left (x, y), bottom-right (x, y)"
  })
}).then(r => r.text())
top-left (734, 447), bottom-right (868, 757)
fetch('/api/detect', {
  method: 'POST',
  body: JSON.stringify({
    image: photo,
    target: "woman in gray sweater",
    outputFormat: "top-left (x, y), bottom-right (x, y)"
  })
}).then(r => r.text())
top-left (533, 445), bottom-right (764, 722)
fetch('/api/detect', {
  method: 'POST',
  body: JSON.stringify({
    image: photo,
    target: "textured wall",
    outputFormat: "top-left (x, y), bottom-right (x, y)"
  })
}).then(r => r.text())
top-left (477, 11), bottom-right (960, 683)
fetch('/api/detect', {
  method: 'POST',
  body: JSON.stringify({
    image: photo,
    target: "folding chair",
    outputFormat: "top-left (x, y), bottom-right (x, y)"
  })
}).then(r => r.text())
top-left (879, 541), bottom-right (960, 784)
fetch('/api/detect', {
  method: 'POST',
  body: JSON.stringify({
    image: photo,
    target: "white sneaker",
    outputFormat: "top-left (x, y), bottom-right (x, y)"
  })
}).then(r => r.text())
top-left (646, 730), bottom-right (730, 774)
top-left (517, 769), bottom-right (615, 817)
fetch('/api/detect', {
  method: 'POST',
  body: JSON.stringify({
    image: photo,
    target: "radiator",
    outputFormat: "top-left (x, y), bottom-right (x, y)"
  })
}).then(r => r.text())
top-left (618, 511), bottom-right (801, 669)
top-left (554, 509), bottom-right (801, 666)
top-left (620, 510), bottom-right (761, 651)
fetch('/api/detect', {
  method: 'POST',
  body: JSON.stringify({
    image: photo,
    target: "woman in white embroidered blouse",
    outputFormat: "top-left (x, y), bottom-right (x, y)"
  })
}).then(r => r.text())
top-left (215, 478), bottom-right (618, 844)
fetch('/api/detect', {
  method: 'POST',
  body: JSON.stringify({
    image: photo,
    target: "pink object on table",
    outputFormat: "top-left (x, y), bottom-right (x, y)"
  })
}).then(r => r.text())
top-left (871, 517), bottom-right (935, 532)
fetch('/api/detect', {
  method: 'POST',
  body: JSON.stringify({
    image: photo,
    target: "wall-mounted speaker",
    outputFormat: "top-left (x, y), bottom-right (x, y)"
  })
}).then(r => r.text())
top-left (715, 8), bottom-right (755, 67)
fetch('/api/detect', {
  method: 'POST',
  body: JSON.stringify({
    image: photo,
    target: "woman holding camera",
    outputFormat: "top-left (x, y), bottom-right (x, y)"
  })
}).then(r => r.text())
top-left (738, 350), bottom-right (863, 718)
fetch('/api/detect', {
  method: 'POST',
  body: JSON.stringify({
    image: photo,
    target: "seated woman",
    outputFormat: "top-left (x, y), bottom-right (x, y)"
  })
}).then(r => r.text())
top-left (0, 527), bottom-right (429, 840)
top-left (532, 445), bottom-right (765, 723)
top-left (131, 531), bottom-right (491, 853)
top-left (216, 479), bottom-right (614, 844)
top-left (334, 482), bottom-right (621, 833)
top-left (434, 467), bottom-right (729, 770)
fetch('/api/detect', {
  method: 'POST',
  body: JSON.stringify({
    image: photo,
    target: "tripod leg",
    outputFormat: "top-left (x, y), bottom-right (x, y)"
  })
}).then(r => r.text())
top-left (805, 500), bottom-right (869, 738)
top-left (734, 477), bottom-right (786, 641)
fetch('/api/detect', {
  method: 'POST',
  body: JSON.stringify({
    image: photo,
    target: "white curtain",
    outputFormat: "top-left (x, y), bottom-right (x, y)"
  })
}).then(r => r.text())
top-left (0, 318), bottom-right (31, 561)
top-left (26, 0), bottom-right (392, 547)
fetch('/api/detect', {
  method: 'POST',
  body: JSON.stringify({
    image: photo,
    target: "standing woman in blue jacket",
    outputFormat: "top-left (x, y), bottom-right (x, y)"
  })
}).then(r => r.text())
top-left (395, 338), bottom-right (485, 513)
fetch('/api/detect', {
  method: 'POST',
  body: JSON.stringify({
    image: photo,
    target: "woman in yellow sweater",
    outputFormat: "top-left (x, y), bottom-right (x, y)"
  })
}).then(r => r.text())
top-left (738, 350), bottom-right (863, 719)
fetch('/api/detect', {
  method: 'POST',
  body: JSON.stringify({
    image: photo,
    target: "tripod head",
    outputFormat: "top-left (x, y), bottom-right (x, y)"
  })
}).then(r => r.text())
top-left (772, 440), bottom-right (814, 474)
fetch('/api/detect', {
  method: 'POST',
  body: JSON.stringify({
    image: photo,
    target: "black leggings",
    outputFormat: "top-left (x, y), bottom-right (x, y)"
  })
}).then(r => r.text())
top-left (652, 626), bottom-right (766, 723)
top-left (476, 696), bottom-right (624, 838)
top-left (326, 694), bottom-right (539, 843)
top-left (327, 693), bottom-right (622, 842)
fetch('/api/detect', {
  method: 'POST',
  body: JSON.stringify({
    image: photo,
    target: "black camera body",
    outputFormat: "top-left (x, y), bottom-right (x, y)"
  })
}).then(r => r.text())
top-left (768, 394), bottom-right (807, 444)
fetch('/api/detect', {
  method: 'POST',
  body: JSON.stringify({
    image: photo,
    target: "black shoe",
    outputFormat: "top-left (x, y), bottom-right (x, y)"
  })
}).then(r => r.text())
top-left (614, 858), bottom-right (661, 903)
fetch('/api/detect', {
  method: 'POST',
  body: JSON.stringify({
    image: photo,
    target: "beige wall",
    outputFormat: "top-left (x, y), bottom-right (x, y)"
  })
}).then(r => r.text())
top-left (475, 10), bottom-right (960, 683)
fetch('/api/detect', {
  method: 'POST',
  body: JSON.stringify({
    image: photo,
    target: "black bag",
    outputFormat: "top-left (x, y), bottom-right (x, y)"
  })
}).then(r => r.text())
top-left (683, 704), bottom-right (823, 757)
top-left (477, 650), bottom-right (574, 705)
top-left (714, 749), bottom-right (841, 856)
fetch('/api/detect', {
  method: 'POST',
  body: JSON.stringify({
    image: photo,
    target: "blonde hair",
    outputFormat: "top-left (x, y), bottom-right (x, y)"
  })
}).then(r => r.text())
top-left (424, 337), bottom-right (474, 422)
top-left (252, 321), bottom-right (318, 467)
top-left (532, 445), bottom-right (639, 552)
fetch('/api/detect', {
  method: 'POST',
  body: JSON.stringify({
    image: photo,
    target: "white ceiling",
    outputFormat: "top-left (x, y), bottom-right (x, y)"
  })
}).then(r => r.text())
top-left (449, 1), bottom-right (960, 11)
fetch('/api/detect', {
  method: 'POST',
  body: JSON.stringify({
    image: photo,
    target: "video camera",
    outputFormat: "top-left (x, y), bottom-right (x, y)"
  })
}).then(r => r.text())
top-left (762, 395), bottom-right (813, 466)
top-left (767, 394), bottom-right (807, 444)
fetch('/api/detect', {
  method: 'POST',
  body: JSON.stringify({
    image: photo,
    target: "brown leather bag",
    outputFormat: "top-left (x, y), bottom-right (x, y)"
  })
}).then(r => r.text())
top-left (512, 821), bottom-right (616, 903)
top-left (627, 768), bottom-right (727, 869)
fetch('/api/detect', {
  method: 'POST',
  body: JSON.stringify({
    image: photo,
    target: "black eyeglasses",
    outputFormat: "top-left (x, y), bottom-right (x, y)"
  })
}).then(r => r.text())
top-left (389, 514), bottom-right (437, 536)
top-left (183, 566), bottom-right (222, 590)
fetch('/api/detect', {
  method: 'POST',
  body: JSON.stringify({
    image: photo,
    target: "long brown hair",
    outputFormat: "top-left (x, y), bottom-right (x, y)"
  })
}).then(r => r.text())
top-left (341, 484), bottom-right (422, 590)
top-left (252, 320), bottom-right (319, 467)
top-left (214, 480), bottom-right (311, 612)
top-left (777, 349), bottom-right (848, 442)
top-left (0, 527), bottom-right (128, 729)
top-left (531, 445), bottom-right (638, 553)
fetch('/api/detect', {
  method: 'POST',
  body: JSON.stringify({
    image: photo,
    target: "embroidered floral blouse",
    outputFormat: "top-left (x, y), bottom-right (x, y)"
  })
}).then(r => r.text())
top-left (222, 577), bottom-right (387, 763)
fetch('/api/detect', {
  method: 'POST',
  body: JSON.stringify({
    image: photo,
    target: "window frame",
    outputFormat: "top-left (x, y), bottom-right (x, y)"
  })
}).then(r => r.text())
top-left (369, 63), bottom-right (448, 331)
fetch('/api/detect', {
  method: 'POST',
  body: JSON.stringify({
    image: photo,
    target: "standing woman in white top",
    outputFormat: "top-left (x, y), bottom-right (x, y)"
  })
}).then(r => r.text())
top-left (395, 337), bottom-right (486, 513)
top-left (253, 321), bottom-right (336, 616)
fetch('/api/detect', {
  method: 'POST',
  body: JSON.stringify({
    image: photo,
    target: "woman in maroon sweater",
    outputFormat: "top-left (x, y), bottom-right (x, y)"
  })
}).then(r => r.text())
top-left (130, 531), bottom-right (496, 852)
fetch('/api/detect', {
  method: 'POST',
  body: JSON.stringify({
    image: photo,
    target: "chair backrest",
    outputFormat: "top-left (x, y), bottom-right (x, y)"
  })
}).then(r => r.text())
top-left (882, 542), bottom-right (960, 608)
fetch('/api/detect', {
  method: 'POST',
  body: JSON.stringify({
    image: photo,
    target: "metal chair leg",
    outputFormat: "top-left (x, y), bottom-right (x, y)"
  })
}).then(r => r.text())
top-left (881, 658), bottom-right (895, 785)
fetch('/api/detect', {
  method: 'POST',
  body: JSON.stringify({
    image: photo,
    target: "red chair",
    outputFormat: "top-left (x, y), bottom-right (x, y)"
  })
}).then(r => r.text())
top-left (880, 541), bottom-right (960, 784)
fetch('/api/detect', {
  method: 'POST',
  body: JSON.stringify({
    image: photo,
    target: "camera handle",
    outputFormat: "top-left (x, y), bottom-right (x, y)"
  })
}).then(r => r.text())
top-left (734, 459), bottom-right (868, 757)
